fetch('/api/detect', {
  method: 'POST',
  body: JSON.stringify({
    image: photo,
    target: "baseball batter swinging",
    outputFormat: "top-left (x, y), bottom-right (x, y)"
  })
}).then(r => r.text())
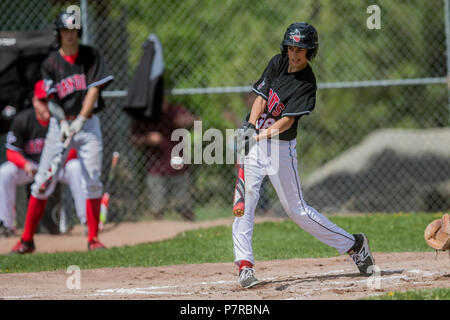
top-left (233, 22), bottom-right (375, 288)
top-left (10, 11), bottom-right (113, 254)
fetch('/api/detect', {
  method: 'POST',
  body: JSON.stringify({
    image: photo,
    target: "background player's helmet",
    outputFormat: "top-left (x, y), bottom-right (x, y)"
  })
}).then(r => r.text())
top-left (280, 22), bottom-right (319, 61)
top-left (54, 11), bottom-right (82, 42)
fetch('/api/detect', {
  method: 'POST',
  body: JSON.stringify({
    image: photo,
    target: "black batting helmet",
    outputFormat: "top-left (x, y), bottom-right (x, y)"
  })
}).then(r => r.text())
top-left (280, 22), bottom-right (318, 61)
top-left (54, 11), bottom-right (82, 42)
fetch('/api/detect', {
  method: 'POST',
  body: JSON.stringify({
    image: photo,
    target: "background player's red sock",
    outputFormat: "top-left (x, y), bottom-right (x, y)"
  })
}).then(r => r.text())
top-left (86, 198), bottom-right (101, 242)
top-left (22, 196), bottom-right (47, 242)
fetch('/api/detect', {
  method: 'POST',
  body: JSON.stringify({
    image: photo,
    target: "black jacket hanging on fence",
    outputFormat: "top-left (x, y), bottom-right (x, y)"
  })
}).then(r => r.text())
top-left (0, 29), bottom-right (55, 134)
top-left (122, 34), bottom-right (164, 121)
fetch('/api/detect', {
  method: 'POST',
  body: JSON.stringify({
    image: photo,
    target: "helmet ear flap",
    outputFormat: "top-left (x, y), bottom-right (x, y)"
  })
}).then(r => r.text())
top-left (307, 46), bottom-right (318, 61)
top-left (306, 48), bottom-right (313, 60)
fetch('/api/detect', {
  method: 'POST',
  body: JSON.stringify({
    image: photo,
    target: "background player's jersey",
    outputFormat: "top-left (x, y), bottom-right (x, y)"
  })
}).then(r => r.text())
top-left (252, 54), bottom-right (317, 141)
top-left (41, 45), bottom-right (114, 116)
top-left (5, 107), bottom-right (47, 163)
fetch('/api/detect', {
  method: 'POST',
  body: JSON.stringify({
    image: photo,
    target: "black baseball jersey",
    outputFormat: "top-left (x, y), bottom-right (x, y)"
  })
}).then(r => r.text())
top-left (5, 107), bottom-right (47, 163)
top-left (41, 45), bottom-right (114, 116)
top-left (252, 54), bottom-right (317, 141)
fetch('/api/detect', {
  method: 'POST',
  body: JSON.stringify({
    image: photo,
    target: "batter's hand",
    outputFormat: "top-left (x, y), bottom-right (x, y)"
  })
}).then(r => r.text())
top-left (60, 120), bottom-right (71, 142)
top-left (241, 122), bottom-right (257, 134)
top-left (69, 115), bottom-right (87, 134)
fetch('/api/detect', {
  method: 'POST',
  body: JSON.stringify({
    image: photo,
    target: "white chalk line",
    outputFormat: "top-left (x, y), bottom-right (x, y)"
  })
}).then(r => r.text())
top-left (0, 292), bottom-right (116, 299)
top-left (0, 268), bottom-right (443, 299)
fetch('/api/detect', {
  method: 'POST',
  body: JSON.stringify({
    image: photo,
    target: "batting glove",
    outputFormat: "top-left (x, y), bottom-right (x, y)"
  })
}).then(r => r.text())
top-left (241, 122), bottom-right (257, 134)
top-left (60, 120), bottom-right (71, 142)
top-left (69, 115), bottom-right (87, 135)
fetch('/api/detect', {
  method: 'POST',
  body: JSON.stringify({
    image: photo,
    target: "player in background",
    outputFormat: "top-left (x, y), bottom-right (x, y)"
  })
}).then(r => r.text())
top-left (0, 80), bottom-right (85, 237)
top-left (10, 11), bottom-right (113, 254)
top-left (233, 22), bottom-right (375, 288)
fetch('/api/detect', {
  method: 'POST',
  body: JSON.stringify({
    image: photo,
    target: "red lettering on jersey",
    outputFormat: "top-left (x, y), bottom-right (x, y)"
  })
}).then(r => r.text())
top-left (68, 77), bottom-right (76, 93)
top-left (257, 113), bottom-right (267, 129)
top-left (25, 139), bottom-right (45, 155)
top-left (267, 89), bottom-right (285, 116)
top-left (272, 102), bottom-right (285, 117)
top-left (267, 89), bottom-right (280, 113)
top-left (57, 81), bottom-right (67, 99)
top-left (73, 74), bottom-right (87, 90)
top-left (56, 74), bottom-right (87, 99)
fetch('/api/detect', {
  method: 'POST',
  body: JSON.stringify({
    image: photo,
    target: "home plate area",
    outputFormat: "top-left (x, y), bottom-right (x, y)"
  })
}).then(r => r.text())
top-left (93, 267), bottom-right (446, 300)
top-left (1, 252), bottom-right (449, 300)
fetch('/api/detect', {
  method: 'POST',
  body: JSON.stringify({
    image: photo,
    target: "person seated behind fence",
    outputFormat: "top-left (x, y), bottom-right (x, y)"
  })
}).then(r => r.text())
top-left (0, 80), bottom-right (86, 238)
top-left (131, 97), bottom-right (197, 221)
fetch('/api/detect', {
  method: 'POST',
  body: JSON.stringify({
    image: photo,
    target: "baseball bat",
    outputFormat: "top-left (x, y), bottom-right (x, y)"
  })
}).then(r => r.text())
top-left (38, 132), bottom-right (75, 194)
top-left (99, 151), bottom-right (120, 230)
top-left (232, 162), bottom-right (245, 217)
top-left (233, 127), bottom-right (247, 217)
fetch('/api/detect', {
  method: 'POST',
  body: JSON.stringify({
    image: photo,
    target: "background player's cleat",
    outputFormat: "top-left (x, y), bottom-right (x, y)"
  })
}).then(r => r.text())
top-left (9, 239), bottom-right (35, 254)
top-left (0, 221), bottom-right (15, 238)
top-left (347, 233), bottom-right (375, 276)
top-left (88, 238), bottom-right (106, 251)
top-left (238, 267), bottom-right (260, 288)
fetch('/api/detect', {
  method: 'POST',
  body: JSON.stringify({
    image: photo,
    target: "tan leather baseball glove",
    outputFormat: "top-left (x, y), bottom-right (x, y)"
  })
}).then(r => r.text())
top-left (424, 213), bottom-right (450, 251)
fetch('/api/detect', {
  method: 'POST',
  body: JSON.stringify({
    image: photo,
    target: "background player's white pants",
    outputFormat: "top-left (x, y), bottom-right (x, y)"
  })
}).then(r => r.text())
top-left (31, 116), bottom-right (103, 200)
top-left (232, 139), bottom-right (355, 266)
top-left (0, 159), bottom-right (86, 229)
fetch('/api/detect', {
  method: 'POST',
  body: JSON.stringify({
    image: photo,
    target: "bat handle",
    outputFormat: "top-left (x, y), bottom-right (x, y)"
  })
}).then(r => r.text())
top-left (100, 192), bottom-right (110, 223)
top-left (112, 152), bottom-right (119, 166)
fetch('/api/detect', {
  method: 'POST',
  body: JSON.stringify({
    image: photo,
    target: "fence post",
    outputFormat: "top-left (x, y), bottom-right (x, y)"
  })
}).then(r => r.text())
top-left (80, 0), bottom-right (89, 45)
top-left (445, 0), bottom-right (450, 125)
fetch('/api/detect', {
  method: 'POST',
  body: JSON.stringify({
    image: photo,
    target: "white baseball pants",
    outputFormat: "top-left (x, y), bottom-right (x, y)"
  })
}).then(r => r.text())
top-left (31, 116), bottom-right (103, 200)
top-left (232, 138), bottom-right (355, 266)
top-left (0, 158), bottom-right (86, 229)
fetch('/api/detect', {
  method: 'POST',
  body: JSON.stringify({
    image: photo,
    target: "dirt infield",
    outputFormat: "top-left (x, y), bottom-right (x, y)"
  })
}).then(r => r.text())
top-left (1, 218), bottom-right (449, 300)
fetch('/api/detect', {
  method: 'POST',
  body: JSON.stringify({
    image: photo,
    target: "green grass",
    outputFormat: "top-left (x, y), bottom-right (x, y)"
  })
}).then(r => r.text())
top-left (366, 288), bottom-right (450, 300)
top-left (0, 212), bottom-right (443, 274)
top-left (162, 204), bottom-right (230, 221)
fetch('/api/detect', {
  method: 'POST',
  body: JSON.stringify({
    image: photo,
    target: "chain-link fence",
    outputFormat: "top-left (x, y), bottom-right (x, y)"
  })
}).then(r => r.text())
top-left (1, 0), bottom-right (449, 228)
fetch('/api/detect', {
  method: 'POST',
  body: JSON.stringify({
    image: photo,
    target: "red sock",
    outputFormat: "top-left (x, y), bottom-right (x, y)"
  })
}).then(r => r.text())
top-left (22, 196), bottom-right (47, 242)
top-left (86, 198), bottom-right (101, 242)
top-left (239, 260), bottom-right (254, 272)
